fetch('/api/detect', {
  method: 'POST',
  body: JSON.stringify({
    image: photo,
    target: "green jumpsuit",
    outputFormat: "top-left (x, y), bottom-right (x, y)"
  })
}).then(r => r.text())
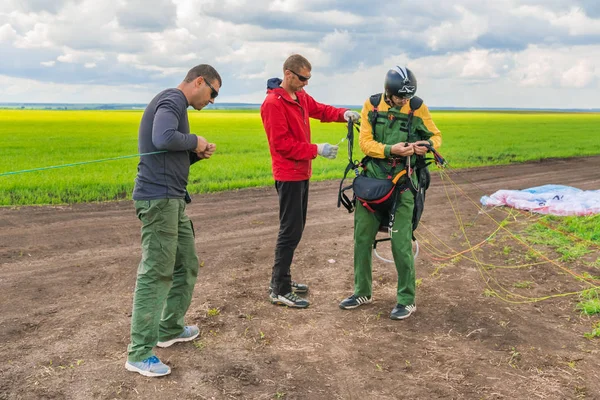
top-left (353, 101), bottom-right (437, 306)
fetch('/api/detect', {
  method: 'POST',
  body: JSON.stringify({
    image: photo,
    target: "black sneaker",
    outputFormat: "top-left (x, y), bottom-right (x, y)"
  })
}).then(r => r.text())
top-left (268, 281), bottom-right (309, 294)
top-left (339, 294), bottom-right (372, 310)
top-left (390, 304), bottom-right (416, 320)
top-left (269, 291), bottom-right (310, 308)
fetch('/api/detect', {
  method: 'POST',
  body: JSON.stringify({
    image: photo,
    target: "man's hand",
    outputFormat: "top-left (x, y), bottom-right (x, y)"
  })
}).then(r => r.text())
top-left (205, 142), bottom-right (216, 155)
top-left (197, 143), bottom-right (216, 159)
top-left (344, 110), bottom-right (360, 122)
top-left (317, 143), bottom-right (339, 159)
top-left (195, 135), bottom-right (208, 153)
top-left (390, 142), bottom-right (415, 157)
top-left (413, 140), bottom-right (430, 156)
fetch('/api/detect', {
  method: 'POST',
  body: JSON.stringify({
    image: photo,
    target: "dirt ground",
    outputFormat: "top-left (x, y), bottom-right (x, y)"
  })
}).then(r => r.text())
top-left (1, 157), bottom-right (600, 400)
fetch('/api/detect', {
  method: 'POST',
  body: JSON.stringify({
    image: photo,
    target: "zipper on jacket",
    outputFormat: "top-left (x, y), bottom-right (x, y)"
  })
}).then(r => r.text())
top-left (281, 95), bottom-right (307, 125)
top-left (299, 103), bottom-right (306, 125)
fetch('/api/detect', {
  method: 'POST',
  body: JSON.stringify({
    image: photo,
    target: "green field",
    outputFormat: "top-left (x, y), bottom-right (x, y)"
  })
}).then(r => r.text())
top-left (1, 109), bottom-right (599, 206)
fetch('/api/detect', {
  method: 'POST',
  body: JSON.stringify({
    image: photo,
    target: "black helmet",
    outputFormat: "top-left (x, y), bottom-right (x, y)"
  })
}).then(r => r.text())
top-left (384, 66), bottom-right (417, 99)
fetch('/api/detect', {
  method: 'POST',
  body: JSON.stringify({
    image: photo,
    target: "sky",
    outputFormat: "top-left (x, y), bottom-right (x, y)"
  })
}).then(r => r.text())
top-left (1, 0), bottom-right (599, 108)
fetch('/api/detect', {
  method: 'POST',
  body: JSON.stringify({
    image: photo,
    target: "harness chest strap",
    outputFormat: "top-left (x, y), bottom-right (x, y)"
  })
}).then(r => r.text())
top-left (368, 93), bottom-right (424, 137)
top-left (337, 96), bottom-right (429, 226)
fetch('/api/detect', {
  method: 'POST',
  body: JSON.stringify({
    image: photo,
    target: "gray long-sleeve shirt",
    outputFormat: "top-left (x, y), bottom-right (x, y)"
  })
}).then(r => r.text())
top-left (132, 88), bottom-right (201, 200)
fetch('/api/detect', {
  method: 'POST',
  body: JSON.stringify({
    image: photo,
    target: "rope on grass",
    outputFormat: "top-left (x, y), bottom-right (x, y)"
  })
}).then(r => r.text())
top-left (420, 166), bottom-right (600, 304)
top-left (439, 168), bottom-right (600, 286)
top-left (0, 151), bottom-right (167, 177)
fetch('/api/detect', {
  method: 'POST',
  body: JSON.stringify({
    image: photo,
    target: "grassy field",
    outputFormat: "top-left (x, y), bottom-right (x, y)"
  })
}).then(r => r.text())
top-left (1, 109), bottom-right (600, 206)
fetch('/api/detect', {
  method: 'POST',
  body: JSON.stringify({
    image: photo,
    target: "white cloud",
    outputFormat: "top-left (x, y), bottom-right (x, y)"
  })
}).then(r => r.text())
top-left (407, 49), bottom-right (511, 82)
top-left (0, 23), bottom-right (17, 43)
top-left (0, 0), bottom-right (599, 107)
top-left (425, 5), bottom-right (489, 51)
top-left (214, 41), bottom-right (322, 79)
top-left (268, 0), bottom-right (301, 12)
top-left (511, 45), bottom-right (600, 88)
top-left (56, 49), bottom-right (105, 64)
top-left (511, 5), bottom-right (555, 20)
top-left (305, 10), bottom-right (363, 26)
top-left (513, 5), bottom-right (600, 35)
top-left (318, 30), bottom-right (356, 69)
top-left (14, 23), bottom-right (53, 48)
top-left (116, 0), bottom-right (177, 32)
top-left (459, 49), bottom-right (504, 79)
top-left (2, 8), bottom-right (52, 34)
top-left (517, 60), bottom-right (553, 87)
top-left (57, 53), bottom-right (74, 63)
top-left (551, 8), bottom-right (600, 35)
top-left (561, 60), bottom-right (596, 88)
top-left (1, 0), bottom-right (68, 14)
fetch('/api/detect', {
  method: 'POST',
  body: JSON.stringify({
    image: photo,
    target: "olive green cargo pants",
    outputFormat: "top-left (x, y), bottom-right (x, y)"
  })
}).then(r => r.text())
top-left (127, 199), bottom-right (199, 362)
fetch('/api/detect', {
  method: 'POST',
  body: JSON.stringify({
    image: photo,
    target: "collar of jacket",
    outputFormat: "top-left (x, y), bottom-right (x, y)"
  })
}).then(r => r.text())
top-left (266, 79), bottom-right (305, 104)
top-left (277, 88), bottom-right (306, 105)
top-left (270, 86), bottom-right (306, 103)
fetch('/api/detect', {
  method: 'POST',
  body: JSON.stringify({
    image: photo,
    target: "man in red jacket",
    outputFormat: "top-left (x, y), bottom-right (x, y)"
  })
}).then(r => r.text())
top-left (261, 54), bottom-right (360, 308)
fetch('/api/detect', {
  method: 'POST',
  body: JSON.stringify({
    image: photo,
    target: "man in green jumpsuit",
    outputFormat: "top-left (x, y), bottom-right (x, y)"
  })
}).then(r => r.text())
top-left (339, 66), bottom-right (442, 320)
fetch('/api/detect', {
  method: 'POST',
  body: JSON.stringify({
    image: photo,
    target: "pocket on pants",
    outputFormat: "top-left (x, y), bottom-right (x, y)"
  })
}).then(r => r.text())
top-left (135, 199), bottom-right (171, 221)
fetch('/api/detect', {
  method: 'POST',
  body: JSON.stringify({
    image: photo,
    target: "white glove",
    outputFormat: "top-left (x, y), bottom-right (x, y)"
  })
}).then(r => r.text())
top-left (317, 143), bottom-right (339, 159)
top-left (344, 110), bottom-right (360, 122)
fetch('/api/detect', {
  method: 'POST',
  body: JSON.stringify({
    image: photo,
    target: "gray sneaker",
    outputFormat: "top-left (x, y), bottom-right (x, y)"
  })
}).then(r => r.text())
top-left (157, 325), bottom-right (200, 348)
top-left (269, 281), bottom-right (309, 294)
top-left (125, 355), bottom-right (171, 377)
top-left (269, 291), bottom-right (310, 308)
top-left (291, 281), bottom-right (309, 293)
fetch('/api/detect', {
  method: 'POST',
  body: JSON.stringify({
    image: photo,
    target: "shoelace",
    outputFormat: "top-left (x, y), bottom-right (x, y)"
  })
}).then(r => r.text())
top-left (284, 292), bottom-right (301, 301)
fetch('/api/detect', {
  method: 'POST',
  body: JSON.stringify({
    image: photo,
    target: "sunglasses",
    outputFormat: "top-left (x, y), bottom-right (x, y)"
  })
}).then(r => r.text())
top-left (288, 69), bottom-right (310, 82)
top-left (203, 78), bottom-right (219, 99)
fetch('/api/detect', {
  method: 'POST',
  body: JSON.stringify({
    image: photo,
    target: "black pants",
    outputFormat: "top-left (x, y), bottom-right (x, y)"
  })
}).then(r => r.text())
top-left (271, 180), bottom-right (309, 295)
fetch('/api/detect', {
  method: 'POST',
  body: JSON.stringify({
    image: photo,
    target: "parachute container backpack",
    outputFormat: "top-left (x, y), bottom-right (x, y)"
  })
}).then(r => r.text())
top-left (337, 101), bottom-right (447, 263)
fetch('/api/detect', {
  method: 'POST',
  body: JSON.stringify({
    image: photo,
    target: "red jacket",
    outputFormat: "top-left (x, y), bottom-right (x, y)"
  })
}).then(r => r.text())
top-left (260, 78), bottom-right (347, 181)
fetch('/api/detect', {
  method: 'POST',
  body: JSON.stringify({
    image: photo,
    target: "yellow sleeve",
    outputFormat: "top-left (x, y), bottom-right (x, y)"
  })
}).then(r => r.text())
top-left (415, 104), bottom-right (442, 149)
top-left (358, 98), bottom-right (389, 158)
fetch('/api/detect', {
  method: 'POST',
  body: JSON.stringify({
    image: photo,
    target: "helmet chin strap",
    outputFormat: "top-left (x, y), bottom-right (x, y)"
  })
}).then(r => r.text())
top-left (384, 93), bottom-right (408, 108)
top-left (383, 93), bottom-right (394, 106)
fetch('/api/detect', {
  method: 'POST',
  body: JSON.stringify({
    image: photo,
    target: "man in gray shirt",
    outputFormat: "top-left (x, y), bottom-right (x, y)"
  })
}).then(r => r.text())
top-left (125, 64), bottom-right (221, 377)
